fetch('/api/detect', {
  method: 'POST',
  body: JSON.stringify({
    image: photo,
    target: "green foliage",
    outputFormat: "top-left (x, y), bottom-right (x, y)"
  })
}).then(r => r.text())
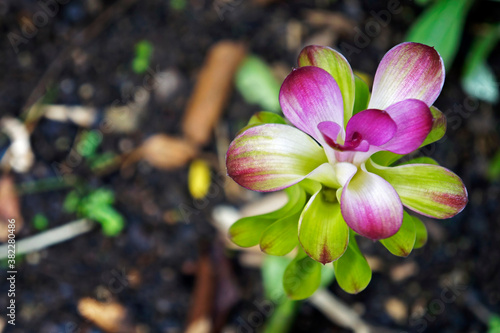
top-left (333, 232), bottom-right (372, 293)
top-left (64, 188), bottom-right (124, 236)
top-left (235, 55), bottom-right (282, 113)
top-left (89, 151), bottom-right (119, 171)
top-left (352, 75), bottom-right (370, 115)
top-left (489, 150), bottom-right (500, 181)
top-left (170, 0), bottom-right (187, 11)
top-left (399, 157), bottom-right (439, 166)
top-left (413, 216), bottom-right (428, 249)
top-left (248, 111), bottom-right (286, 126)
top-left (229, 185), bottom-right (305, 249)
top-left (462, 24), bottom-right (500, 103)
top-left (380, 211), bottom-right (416, 257)
top-left (415, 0), bottom-right (434, 5)
top-left (261, 256), bottom-right (300, 333)
top-left (32, 213), bottom-right (49, 231)
top-left (262, 299), bottom-right (299, 333)
top-left (236, 111), bottom-right (287, 136)
top-left (283, 247), bottom-right (322, 300)
top-left (489, 314), bottom-right (500, 333)
top-left (406, 0), bottom-right (473, 68)
top-left (132, 40), bottom-right (154, 74)
top-left (76, 130), bottom-right (102, 158)
top-left (262, 255), bottom-right (291, 302)
top-left (298, 190), bottom-right (348, 263)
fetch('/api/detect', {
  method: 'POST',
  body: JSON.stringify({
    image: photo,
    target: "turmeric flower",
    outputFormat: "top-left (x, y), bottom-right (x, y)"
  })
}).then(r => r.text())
top-left (226, 43), bottom-right (467, 271)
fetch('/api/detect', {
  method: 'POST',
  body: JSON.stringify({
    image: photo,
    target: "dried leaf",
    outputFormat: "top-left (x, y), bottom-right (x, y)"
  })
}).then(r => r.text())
top-left (0, 175), bottom-right (23, 242)
top-left (1, 117), bottom-right (34, 173)
top-left (43, 105), bottom-right (97, 127)
top-left (77, 298), bottom-right (132, 333)
top-left (186, 255), bottom-right (214, 333)
top-left (182, 40), bottom-right (247, 146)
top-left (123, 134), bottom-right (198, 170)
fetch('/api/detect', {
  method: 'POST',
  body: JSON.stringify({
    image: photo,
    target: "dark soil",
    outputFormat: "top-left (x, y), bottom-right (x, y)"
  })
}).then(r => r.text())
top-left (1, 0), bottom-right (500, 332)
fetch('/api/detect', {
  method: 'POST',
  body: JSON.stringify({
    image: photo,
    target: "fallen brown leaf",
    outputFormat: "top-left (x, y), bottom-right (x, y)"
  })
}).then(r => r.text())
top-left (78, 298), bottom-right (133, 333)
top-left (122, 134), bottom-right (198, 170)
top-left (390, 261), bottom-right (419, 282)
top-left (0, 175), bottom-right (23, 242)
top-left (185, 255), bottom-right (215, 333)
top-left (182, 40), bottom-right (246, 146)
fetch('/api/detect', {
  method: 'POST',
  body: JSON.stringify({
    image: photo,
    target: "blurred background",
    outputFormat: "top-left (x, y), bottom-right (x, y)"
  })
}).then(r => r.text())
top-left (1, 0), bottom-right (500, 332)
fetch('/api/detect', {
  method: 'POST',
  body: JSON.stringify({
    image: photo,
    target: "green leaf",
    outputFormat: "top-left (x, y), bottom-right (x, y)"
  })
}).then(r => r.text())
top-left (367, 159), bottom-right (468, 219)
top-left (235, 55), bottom-right (282, 113)
top-left (489, 150), bottom-right (500, 181)
top-left (132, 40), bottom-right (154, 74)
top-left (229, 185), bottom-right (304, 247)
top-left (32, 213), bottom-right (49, 231)
top-left (352, 75), bottom-right (370, 115)
top-left (413, 216), bottom-right (428, 249)
top-left (63, 190), bottom-right (80, 213)
top-left (406, 0), bottom-right (473, 68)
top-left (260, 213), bottom-right (301, 255)
top-left (88, 205), bottom-right (125, 236)
top-left (415, 0), bottom-right (433, 5)
top-left (262, 255), bottom-right (291, 302)
top-left (86, 188), bottom-right (115, 206)
top-left (320, 265), bottom-right (335, 287)
top-left (398, 156), bottom-right (439, 166)
top-left (283, 247), bottom-right (322, 300)
top-left (170, 0), bottom-right (187, 11)
top-left (236, 111), bottom-right (287, 135)
top-left (298, 188), bottom-right (349, 264)
top-left (421, 106), bottom-right (447, 147)
top-left (77, 130), bottom-right (102, 158)
top-left (333, 232), bottom-right (372, 294)
top-left (263, 299), bottom-right (299, 333)
top-left (370, 150), bottom-right (402, 167)
top-left (89, 152), bottom-right (119, 171)
top-left (380, 211), bottom-right (416, 257)
top-left (489, 314), bottom-right (500, 333)
top-left (248, 111), bottom-right (286, 126)
top-left (260, 188), bottom-right (306, 256)
top-left (462, 24), bottom-right (500, 103)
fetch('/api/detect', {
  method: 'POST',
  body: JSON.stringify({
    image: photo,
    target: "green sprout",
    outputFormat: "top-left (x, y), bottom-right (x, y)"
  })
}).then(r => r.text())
top-left (64, 188), bottom-right (125, 237)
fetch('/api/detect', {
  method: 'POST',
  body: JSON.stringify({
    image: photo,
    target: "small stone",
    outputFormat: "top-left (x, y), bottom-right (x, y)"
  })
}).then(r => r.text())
top-left (60, 78), bottom-right (75, 95)
top-left (384, 297), bottom-right (408, 323)
top-left (390, 261), bottom-right (419, 282)
top-left (26, 251), bottom-right (41, 265)
top-left (78, 83), bottom-right (95, 100)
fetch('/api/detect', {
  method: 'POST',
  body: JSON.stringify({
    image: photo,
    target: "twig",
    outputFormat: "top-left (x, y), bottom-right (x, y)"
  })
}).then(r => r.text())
top-left (0, 219), bottom-right (95, 259)
top-left (309, 288), bottom-right (371, 333)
